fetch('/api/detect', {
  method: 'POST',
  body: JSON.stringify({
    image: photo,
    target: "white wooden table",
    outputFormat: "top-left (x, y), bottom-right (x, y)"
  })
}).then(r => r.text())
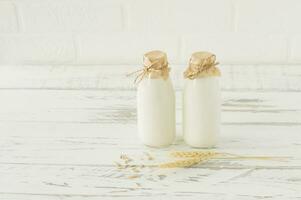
top-left (0, 65), bottom-right (300, 199)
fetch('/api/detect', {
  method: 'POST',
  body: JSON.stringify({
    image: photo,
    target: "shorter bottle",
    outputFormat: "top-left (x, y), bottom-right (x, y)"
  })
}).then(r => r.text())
top-left (183, 52), bottom-right (221, 148)
top-left (133, 50), bottom-right (175, 147)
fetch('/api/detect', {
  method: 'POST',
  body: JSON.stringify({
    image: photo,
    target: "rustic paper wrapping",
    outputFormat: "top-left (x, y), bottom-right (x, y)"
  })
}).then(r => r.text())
top-left (184, 52), bottom-right (220, 79)
top-left (128, 50), bottom-right (170, 84)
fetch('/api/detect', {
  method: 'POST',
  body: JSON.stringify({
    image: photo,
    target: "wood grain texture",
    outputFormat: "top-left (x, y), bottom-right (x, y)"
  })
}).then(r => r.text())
top-left (0, 65), bottom-right (300, 199)
top-left (1, 90), bottom-right (301, 125)
top-left (0, 65), bottom-right (300, 91)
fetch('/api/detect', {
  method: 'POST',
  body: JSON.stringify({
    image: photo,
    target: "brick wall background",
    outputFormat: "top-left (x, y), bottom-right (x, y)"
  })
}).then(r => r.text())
top-left (0, 0), bottom-right (300, 65)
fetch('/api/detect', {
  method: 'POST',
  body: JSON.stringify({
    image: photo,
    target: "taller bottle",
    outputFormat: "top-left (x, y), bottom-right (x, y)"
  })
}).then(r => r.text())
top-left (183, 52), bottom-right (221, 148)
top-left (136, 50), bottom-right (175, 147)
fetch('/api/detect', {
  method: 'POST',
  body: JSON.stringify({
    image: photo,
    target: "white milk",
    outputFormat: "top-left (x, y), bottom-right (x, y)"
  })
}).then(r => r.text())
top-left (183, 77), bottom-right (221, 148)
top-left (137, 77), bottom-right (175, 147)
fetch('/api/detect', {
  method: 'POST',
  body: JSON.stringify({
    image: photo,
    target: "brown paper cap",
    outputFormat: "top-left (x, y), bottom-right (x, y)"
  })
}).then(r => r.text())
top-left (190, 51), bottom-right (216, 66)
top-left (143, 50), bottom-right (168, 70)
top-left (184, 51), bottom-right (220, 79)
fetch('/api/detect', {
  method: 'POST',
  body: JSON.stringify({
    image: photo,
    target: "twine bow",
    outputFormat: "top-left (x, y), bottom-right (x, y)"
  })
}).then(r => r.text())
top-left (184, 53), bottom-right (220, 79)
top-left (127, 58), bottom-right (170, 84)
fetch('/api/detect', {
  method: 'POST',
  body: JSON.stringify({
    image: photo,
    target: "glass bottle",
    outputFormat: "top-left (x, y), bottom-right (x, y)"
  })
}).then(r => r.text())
top-left (183, 52), bottom-right (221, 148)
top-left (136, 50), bottom-right (175, 147)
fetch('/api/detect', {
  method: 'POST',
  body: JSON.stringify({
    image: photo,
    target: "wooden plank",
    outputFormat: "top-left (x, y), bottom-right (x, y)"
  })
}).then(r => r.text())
top-left (0, 124), bottom-right (300, 197)
top-left (0, 65), bottom-right (300, 91)
top-left (0, 122), bottom-right (300, 199)
top-left (0, 123), bottom-right (300, 167)
top-left (0, 90), bottom-right (300, 125)
top-left (0, 164), bottom-right (300, 199)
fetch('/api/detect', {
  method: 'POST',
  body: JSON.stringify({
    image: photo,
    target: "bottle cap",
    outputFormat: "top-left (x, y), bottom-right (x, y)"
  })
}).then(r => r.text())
top-left (184, 51), bottom-right (220, 79)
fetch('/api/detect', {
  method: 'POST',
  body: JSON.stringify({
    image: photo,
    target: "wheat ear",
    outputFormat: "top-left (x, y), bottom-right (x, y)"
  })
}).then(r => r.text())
top-left (158, 158), bottom-right (202, 168)
top-left (170, 151), bottom-right (220, 158)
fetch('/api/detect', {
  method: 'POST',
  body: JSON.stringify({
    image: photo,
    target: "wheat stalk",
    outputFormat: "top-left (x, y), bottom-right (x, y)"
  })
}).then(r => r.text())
top-left (115, 151), bottom-right (289, 171)
top-left (170, 151), bottom-right (220, 158)
top-left (170, 151), bottom-right (288, 161)
top-left (158, 158), bottom-right (202, 168)
top-left (221, 153), bottom-right (290, 161)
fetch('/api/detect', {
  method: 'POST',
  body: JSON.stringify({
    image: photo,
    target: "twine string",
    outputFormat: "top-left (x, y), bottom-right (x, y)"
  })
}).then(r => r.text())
top-left (184, 54), bottom-right (220, 79)
top-left (127, 60), bottom-right (169, 84)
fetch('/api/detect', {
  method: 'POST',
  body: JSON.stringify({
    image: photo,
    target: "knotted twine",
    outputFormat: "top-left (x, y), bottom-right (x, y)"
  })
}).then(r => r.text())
top-left (184, 52), bottom-right (221, 79)
top-left (127, 50), bottom-right (170, 84)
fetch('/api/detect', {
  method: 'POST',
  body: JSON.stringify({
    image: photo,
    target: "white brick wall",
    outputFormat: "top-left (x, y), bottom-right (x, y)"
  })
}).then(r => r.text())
top-left (0, 0), bottom-right (300, 65)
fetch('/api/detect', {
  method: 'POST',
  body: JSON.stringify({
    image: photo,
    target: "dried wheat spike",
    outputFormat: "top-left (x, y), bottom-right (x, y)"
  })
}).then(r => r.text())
top-left (128, 175), bottom-right (140, 179)
top-left (120, 154), bottom-right (133, 164)
top-left (170, 151), bottom-right (220, 158)
top-left (159, 158), bottom-right (202, 168)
